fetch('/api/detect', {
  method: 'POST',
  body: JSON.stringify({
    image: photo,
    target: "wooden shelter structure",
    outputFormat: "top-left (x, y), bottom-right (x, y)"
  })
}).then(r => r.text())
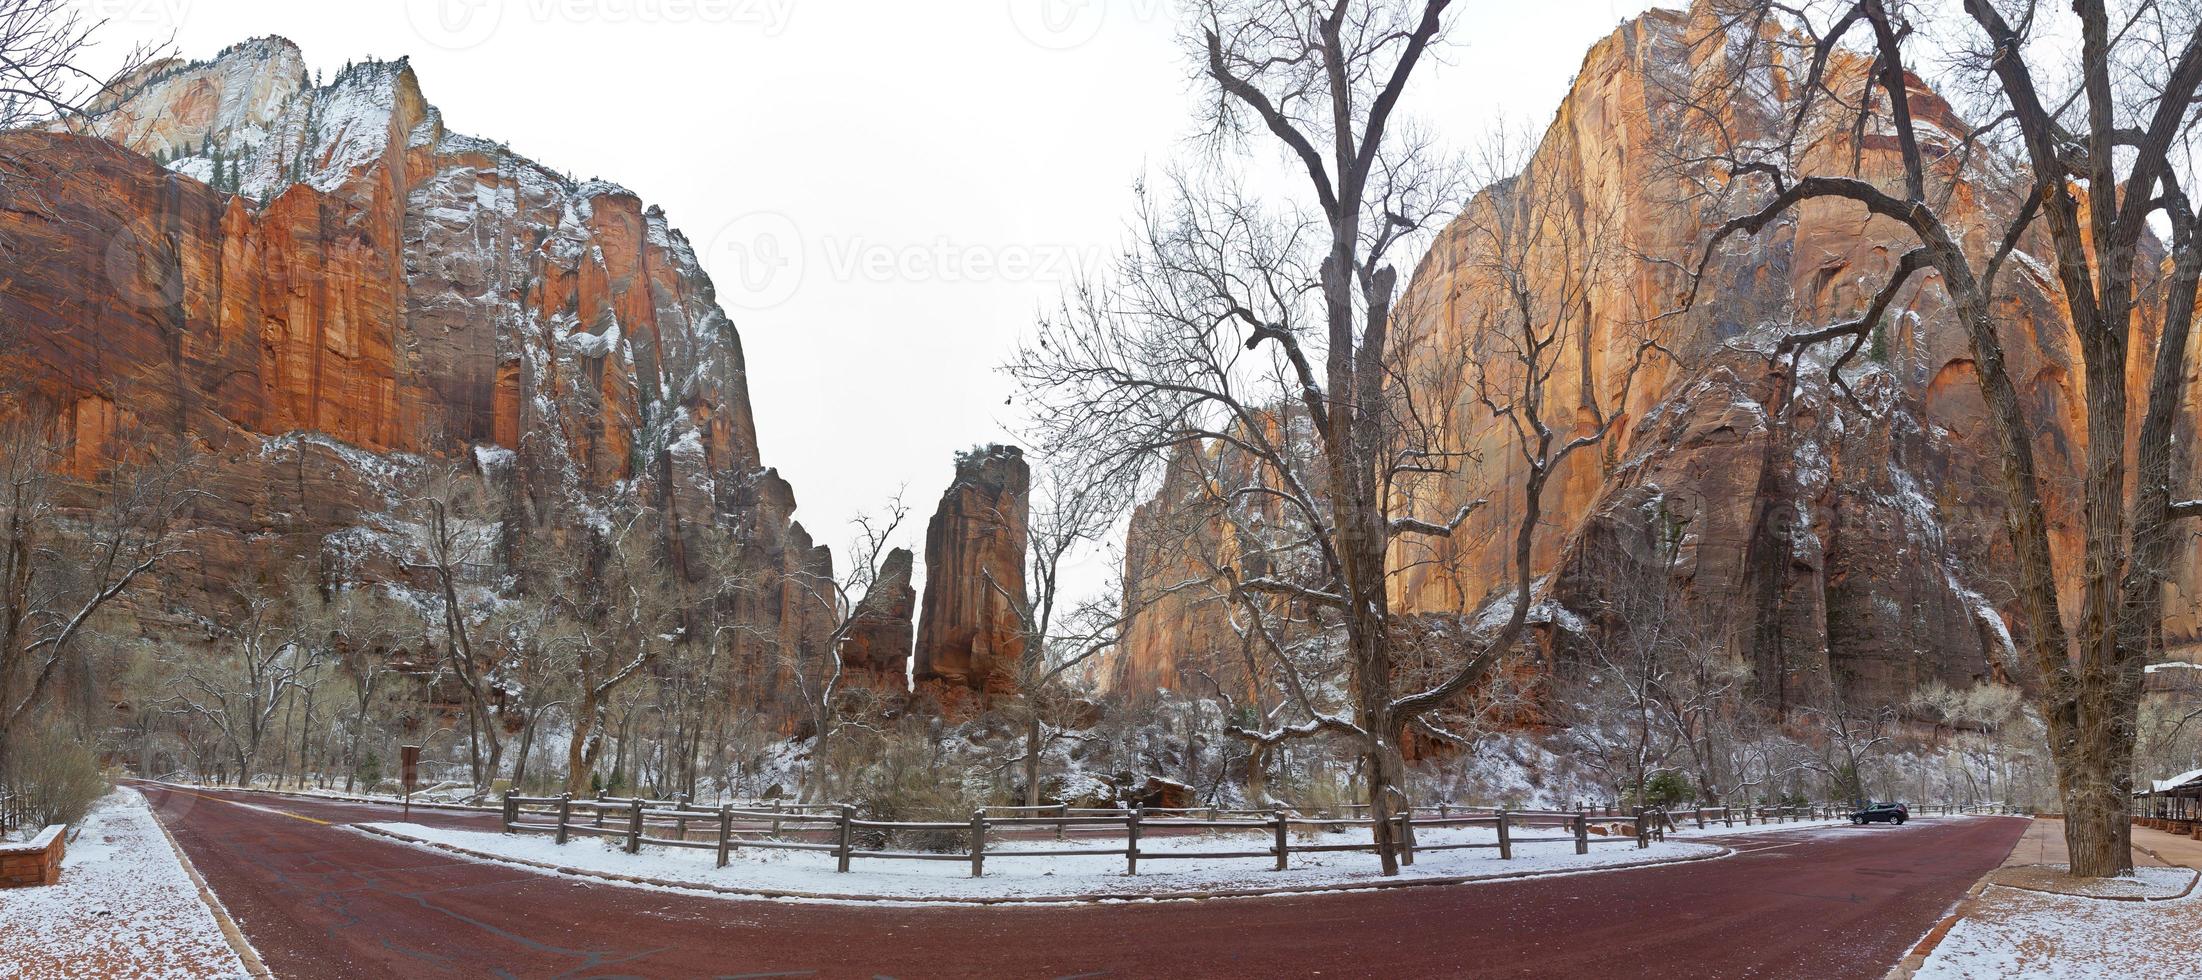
top-left (2136, 767), bottom-right (2202, 838)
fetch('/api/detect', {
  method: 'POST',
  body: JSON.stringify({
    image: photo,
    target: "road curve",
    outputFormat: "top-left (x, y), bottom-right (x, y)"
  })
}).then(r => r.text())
top-left (133, 783), bottom-right (2024, 979)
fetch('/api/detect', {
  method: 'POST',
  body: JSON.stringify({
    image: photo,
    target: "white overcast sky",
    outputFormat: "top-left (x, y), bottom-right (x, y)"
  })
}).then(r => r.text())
top-left (67, 0), bottom-right (1665, 567)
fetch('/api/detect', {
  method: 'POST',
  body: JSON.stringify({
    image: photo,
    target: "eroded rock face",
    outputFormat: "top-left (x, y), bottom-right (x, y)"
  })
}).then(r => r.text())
top-left (1105, 3), bottom-right (2199, 709)
top-left (0, 37), bottom-right (828, 724)
top-left (914, 446), bottom-right (1029, 698)
top-left (840, 547), bottom-right (915, 690)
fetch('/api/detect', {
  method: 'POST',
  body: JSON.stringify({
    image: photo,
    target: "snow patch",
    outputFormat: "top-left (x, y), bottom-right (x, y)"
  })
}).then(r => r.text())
top-left (0, 788), bottom-right (249, 978)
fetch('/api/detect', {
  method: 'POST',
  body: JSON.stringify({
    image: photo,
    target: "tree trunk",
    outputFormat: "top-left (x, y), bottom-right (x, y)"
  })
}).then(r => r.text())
top-left (1023, 712), bottom-right (1043, 808)
top-left (1350, 606), bottom-right (1403, 875)
top-left (2064, 777), bottom-right (2133, 876)
top-left (565, 696), bottom-right (600, 795)
top-left (511, 712), bottom-right (536, 792)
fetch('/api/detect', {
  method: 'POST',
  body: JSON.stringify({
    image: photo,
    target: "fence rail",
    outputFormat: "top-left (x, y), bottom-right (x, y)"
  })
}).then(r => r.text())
top-left (499, 792), bottom-right (1688, 877)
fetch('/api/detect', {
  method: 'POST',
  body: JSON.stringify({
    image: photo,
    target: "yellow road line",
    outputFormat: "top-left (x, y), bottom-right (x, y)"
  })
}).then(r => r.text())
top-left (169, 789), bottom-right (333, 826)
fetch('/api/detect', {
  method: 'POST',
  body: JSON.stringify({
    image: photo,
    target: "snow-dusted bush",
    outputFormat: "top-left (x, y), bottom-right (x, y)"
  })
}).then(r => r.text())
top-left (3, 727), bottom-right (108, 835)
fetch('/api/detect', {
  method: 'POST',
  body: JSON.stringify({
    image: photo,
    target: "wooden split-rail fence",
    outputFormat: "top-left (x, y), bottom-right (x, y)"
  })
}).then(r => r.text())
top-left (499, 792), bottom-right (1691, 878)
top-left (496, 793), bottom-right (2004, 879)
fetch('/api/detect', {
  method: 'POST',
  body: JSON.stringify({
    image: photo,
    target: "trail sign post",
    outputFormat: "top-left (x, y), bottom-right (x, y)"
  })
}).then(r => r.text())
top-left (400, 745), bottom-right (421, 820)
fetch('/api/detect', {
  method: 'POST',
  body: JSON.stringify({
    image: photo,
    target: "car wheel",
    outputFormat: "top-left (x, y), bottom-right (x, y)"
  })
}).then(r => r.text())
top-left (1895, 817), bottom-right (1905, 825)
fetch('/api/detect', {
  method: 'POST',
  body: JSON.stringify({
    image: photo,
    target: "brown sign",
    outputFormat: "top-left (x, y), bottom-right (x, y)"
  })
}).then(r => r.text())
top-left (400, 744), bottom-right (421, 793)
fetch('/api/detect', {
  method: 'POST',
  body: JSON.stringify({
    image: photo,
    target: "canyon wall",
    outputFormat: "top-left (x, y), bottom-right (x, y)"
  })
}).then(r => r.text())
top-left (1106, 4), bottom-right (2201, 711)
top-left (0, 38), bottom-right (830, 723)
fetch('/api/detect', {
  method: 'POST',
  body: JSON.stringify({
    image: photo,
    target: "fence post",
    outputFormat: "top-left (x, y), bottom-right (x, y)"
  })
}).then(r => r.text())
top-left (595, 790), bottom-right (606, 828)
top-left (1272, 808), bottom-right (1289, 871)
top-left (626, 798), bottom-right (644, 854)
top-left (555, 794), bottom-right (572, 845)
top-left (772, 798), bottom-right (784, 837)
top-left (1127, 807), bottom-right (1142, 876)
top-left (1497, 810), bottom-right (1512, 860)
top-left (1574, 810), bottom-right (1589, 856)
top-left (716, 804), bottom-right (733, 869)
top-left (502, 792), bottom-right (517, 831)
top-left (1056, 802), bottom-right (1067, 841)
top-left (1634, 808), bottom-right (1648, 849)
top-left (836, 805), bottom-right (852, 873)
top-left (970, 809), bottom-right (987, 878)
top-left (674, 794), bottom-right (690, 840)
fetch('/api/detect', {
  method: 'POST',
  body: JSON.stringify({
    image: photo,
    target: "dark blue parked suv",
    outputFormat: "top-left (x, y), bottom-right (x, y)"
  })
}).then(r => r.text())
top-left (1850, 802), bottom-right (1909, 825)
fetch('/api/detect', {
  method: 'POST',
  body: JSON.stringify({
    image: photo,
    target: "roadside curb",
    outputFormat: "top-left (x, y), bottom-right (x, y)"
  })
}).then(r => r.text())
top-left (350, 823), bottom-right (1733, 906)
top-left (1984, 865), bottom-right (2200, 903)
top-left (1886, 874), bottom-right (1996, 980)
top-left (139, 789), bottom-right (274, 978)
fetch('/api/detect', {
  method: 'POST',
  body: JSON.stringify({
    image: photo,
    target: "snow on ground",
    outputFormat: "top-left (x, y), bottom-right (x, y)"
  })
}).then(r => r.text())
top-left (364, 820), bottom-right (1721, 903)
top-left (0, 788), bottom-right (249, 979)
top-left (1662, 815), bottom-right (1857, 838)
top-left (1915, 867), bottom-right (2202, 978)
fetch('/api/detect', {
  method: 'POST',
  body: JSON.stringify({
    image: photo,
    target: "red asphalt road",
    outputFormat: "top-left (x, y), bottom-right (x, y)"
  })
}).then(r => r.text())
top-left (133, 783), bottom-right (2024, 979)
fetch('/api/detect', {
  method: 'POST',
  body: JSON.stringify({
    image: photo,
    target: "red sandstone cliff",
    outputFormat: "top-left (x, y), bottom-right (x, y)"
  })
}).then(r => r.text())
top-left (840, 547), bottom-right (915, 690)
top-left (913, 445), bottom-right (1030, 698)
top-left (0, 37), bottom-right (830, 721)
top-left (1105, 4), bottom-right (2201, 710)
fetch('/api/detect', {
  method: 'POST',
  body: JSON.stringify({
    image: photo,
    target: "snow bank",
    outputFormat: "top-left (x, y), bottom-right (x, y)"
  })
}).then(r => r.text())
top-left (1915, 868), bottom-right (2202, 978)
top-left (0, 788), bottom-right (249, 978)
top-left (362, 820), bottom-right (1722, 904)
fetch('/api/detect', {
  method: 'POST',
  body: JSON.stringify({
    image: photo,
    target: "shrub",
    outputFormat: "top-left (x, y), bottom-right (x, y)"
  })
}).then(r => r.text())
top-left (3, 728), bottom-right (109, 834)
top-left (845, 723), bottom-right (975, 853)
top-left (1641, 771), bottom-right (1692, 808)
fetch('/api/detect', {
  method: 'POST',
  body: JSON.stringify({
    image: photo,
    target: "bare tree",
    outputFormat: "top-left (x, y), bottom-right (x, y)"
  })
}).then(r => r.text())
top-left (788, 499), bottom-right (908, 801)
top-left (989, 463), bottom-right (1150, 808)
top-left (161, 589), bottom-right (323, 785)
top-left (327, 588), bottom-right (407, 793)
top-left (0, 410), bottom-right (196, 776)
top-left (1012, 0), bottom-right (1650, 873)
top-left (1679, 0), bottom-right (2202, 876)
top-left (0, 0), bottom-right (165, 132)
top-left (404, 472), bottom-right (505, 794)
top-left (523, 511), bottom-right (669, 797)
